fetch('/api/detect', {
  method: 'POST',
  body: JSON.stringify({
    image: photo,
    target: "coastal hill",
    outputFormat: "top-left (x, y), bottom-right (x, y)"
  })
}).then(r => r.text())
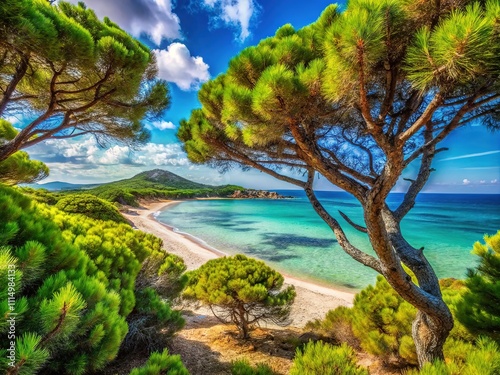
top-left (73, 169), bottom-right (240, 205)
top-left (65, 169), bottom-right (286, 206)
top-left (116, 169), bottom-right (211, 190)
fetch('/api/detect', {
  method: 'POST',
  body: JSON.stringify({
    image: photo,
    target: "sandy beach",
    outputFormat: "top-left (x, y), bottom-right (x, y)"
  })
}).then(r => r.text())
top-left (123, 200), bottom-right (355, 328)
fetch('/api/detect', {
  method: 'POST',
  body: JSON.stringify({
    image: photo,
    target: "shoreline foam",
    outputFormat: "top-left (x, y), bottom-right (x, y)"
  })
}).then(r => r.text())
top-left (123, 199), bottom-right (355, 327)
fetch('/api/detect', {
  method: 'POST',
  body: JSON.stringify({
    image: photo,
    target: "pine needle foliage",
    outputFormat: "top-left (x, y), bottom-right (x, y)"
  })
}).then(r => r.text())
top-left (183, 254), bottom-right (295, 339)
top-left (129, 349), bottom-right (189, 375)
top-left (55, 194), bottom-right (128, 224)
top-left (307, 276), bottom-right (472, 367)
top-left (0, 0), bottom-right (170, 162)
top-left (0, 120), bottom-right (49, 185)
top-left (290, 341), bottom-right (368, 375)
top-left (0, 151), bottom-right (49, 186)
top-left (406, 337), bottom-right (500, 375)
top-left (231, 359), bottom-right (277, 375)
top-left (0, 185), bottom-right (185, 374)
top-left (456, 230), bottom-right (500, 342)
top-left (350, 276), bottom-right (418, 365)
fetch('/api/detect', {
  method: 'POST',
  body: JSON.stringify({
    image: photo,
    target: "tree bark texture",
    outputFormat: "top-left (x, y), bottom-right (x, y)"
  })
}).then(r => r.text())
top-left (303, 170), bottom-right (453, 366)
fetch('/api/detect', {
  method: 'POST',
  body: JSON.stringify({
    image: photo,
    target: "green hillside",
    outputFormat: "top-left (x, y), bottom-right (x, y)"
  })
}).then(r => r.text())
top-left (81, 169), bottom-right (242, 206)
top-left (95, 169), bottom-right (210, 191)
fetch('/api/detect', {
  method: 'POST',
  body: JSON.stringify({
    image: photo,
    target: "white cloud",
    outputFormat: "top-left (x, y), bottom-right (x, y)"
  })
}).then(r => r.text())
top-left (154, 44), bottom-right (210, 90)
top-left (66, 0), bottom-right (181, 45)
top-left (149, 120), bottom-right (176, 131)
top-left (99, 145), bottom-right (130, 165)
top-left (41, 137), bottom-right (98, 162)
top-left (462, 178), bottom-right (471, 185)
top-left (29, 137), bottom-right (189, 169)
top-left (480, 180), bottom-right (486, 184)
top-left (203, 0), bottom-right (258, 41)
top-left (441, 150), bottom-right (500, 161)
top-left (135, 143), bottom-right (189, 166)
top-left (492, 179), bottom-right (498, 184)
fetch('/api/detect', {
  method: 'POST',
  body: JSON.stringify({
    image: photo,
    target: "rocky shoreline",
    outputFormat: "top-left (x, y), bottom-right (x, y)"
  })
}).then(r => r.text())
top-left (228, 189), bottom-right (293, 199)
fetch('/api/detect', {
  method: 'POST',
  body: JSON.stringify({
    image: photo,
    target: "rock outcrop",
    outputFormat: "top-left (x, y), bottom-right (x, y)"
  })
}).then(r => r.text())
top-left (228, 189), bottom-right (292, 199)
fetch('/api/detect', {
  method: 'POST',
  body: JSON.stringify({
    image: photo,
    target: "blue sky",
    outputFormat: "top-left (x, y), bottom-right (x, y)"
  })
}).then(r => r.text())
top-left (21, 0), bottom-right (500, 193)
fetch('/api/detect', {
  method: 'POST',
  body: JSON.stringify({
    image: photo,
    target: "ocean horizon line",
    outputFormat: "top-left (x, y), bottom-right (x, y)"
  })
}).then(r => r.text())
top-left (271, 189), bottom-right (500, 196)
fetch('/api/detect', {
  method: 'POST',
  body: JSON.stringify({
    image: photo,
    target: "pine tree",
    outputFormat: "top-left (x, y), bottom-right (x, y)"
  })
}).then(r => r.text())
top-left (457, 230), bottom-right (500, 342)
top-left (0, 120), bottom-right (48, 185)
top-left (0, 0), bottom-right (169, 162)
top-left (183, 254), bottom-right (295, 339)
top-left (178, 0), bottom-right (500, 365)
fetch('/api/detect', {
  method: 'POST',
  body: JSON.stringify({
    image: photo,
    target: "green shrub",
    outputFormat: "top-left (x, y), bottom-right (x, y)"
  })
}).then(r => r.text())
top-left (129, 349), bottom-right (189, 375)
top-left (122, 287), bottom-right (185, 352)
top-left (55, 193), bottom-right (128, 223)
top-left (457, 230), bottom-right (500, 343)
top-left (305, 306), bottom-right (359, 348)
top-left (231, 359), bottom-right (276, 375)
top-left (406, 337), bottom-right (500, 375)
top-left (183, 254), bottom-right (295, 339)
top-left (0, 186), bottom-right (185, 374)
top-left (19, 187), bottom-right (60, 205)
top-left (341, 275), bottom-right (417, 365)
top-left (0, 186), bottom-right (127, 374)
top-left (307, 276), bottom-right (471, 367)
top-left (290, 341), bottom-right (368, 375)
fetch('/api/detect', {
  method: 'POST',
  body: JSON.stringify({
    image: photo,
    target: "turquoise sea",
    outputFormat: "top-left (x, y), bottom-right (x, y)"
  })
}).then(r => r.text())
top-left (157, 191), bottom-right (500, 291)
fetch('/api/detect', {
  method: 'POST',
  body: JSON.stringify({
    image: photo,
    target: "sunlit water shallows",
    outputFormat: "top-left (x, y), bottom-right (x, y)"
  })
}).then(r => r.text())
top-left (157, 191), bottom-right (500, 290)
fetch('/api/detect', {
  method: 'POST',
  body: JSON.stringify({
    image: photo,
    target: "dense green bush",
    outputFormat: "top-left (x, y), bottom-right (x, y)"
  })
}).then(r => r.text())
top-left (406, 337), bottom-right (500, 375)
top-left (290, 341), bottom-right (368, 375)
top-left (305, 306), bottom-right (359, 349)
top-left (307, 275), bottom-right (417, 365)
top-left (55, 194), bottom-right (128, 223)
top-left (183, 254), bottom-right (295, 338)
top-left (307, 276), bottom-right (472, 367)
top-left (457, 230), bottom-right (500, 343)
top-left (128, 349), bottom-right (189, 375)
top-left (20, 187), bottom-right (61, 205)
top-left (0, 186), bottom-right (185, 374)
top-left (231, 359), bottom-right (276, 375)
top-left (351, 275), bottom-right (418, 365)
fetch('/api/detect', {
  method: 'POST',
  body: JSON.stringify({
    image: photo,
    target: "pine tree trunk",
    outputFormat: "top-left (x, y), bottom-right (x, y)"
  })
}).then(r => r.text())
top-left (305, 186), bottom-right (454, 366)
top-left (0, 143), bottom-right (17, 163)
top-left (378, 210), bottom-right (454, 367)
top-left (237, 304), bottom-right (250, 339)
top-left (413, 310), bottom-right (452, 367)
